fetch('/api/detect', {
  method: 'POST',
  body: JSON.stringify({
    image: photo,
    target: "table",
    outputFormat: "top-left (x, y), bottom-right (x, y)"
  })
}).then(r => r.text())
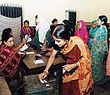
top-left (0, 77), bottom-right (11, 95)
top-left (22, 48), bottom-right (65, 69)
top-left (22, 48), bottom-right (65, 95)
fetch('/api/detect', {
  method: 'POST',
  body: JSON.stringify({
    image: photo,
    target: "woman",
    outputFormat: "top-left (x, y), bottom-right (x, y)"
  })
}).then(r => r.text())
top-left (0, 28), bottom-right (25, 94)
top-left (90, 15), bottom-right (108, 85)
top-left (88, 20), bottom-right (98, 49)
top-left (39, 24), bottom-right (93, 95)
top-left (75, 20), bottom-right (89, 44)
top-left (20, 20), bottom-right (34, 41)
top-left (106, 48), bottom-right (110, 76)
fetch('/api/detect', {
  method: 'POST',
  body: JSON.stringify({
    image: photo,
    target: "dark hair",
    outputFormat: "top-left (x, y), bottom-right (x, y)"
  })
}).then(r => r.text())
top-left (98, 15), bottom-right (109, 29)
top-left (24, 20), bottom-right (29, 25)
top-left (62, 19), bottom-right (74, 36)
top-left (3, 28), bottom-right (12, 35)
top-left (51, 18), bottom-right (58, 23)
top-left (1, 28), bottom-right (13, 44)
top-left (50, 25), bottom-right (57, 35)
top-left (35, 15), bottom-right (38, 19)
top-left (53, 24), bottom-right (70, 40)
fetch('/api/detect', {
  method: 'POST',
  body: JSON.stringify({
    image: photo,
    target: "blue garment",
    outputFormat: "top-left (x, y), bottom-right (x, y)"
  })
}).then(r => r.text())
top-left (90, 25), bottom-right (108, 84)
top-left (88, 20), bottom-right (98, 48)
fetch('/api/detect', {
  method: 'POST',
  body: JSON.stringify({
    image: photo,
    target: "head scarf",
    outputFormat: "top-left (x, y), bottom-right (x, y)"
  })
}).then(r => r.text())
top-left (75, 20), bottom-right (89, 44)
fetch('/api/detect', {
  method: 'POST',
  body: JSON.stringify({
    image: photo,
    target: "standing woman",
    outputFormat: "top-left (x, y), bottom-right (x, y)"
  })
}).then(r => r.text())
top-left (39, 24), bottom-right (93, 95)
top-left (88, 20), bottom-right (98, 49)
top-left (90, 15), bottom-right (108, 85)
top-left (106, 48), bottom-right (110, 76)
top-left (75, 20), bottom-right (89, 44)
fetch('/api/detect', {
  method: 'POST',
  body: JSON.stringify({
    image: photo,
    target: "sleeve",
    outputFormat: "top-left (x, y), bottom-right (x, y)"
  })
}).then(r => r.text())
top-left (53, 44), bottom-right (60, 51)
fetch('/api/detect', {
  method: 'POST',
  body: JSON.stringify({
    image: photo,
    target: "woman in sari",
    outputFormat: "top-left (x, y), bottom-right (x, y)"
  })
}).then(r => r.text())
top-left (20, 20), bottom-right (34, 42)
top-left (0, 28), bottom-right (25, 94)
top-left (90, 15), bottom-right (108, 85)
top-left (88, 20), bottom-right (98, 49)
top-left (75, 20), bottom-right (89, 44)
top-left (106, 48), bottom-right (110, 76)
top-left (39, 24), bottom-right (93, 95)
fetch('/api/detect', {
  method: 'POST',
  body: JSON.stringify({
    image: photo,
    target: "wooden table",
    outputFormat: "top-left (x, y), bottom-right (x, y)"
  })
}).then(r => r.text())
top-left (22, 47), bottom-right (65, 70)
top-left (22, 48), bottom-right (65, 95)
top-left (0, 77), bottom-right (11, 95)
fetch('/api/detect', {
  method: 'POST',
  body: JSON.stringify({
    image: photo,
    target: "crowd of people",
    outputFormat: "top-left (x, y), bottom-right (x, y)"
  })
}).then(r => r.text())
top-left (0, 14), bottom-right (110, 95)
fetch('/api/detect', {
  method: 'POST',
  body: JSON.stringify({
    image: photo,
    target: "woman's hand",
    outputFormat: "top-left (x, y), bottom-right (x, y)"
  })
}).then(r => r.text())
top-left (63, 62), bottom-right (80, 72)
top-left (63, 64), bottom-right (74, 72)
top-left (38, 70), bottom-right (48, 80)
top-left (22, 38), bottom-right (26, 45)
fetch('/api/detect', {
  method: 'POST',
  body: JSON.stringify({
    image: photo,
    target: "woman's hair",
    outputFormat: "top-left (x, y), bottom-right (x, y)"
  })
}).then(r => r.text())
top-left (24, 20), bottom-right (29, 25)
top-left (62, 19), bottom-right (74, 36)
top-left (98, 15), bottom-right (109, 29)
top-left (3, 28), bottom-right (12, 35)
top-left (51, 18), bottom-right (58, 24)
top-left (1, 28), bottom-right (13, 44)
top-left (53, 24), bottom-right (71, 40)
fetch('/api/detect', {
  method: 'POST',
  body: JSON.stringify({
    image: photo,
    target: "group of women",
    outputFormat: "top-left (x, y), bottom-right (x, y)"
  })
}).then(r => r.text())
top-left (0, 15), bottom-right (110, 95)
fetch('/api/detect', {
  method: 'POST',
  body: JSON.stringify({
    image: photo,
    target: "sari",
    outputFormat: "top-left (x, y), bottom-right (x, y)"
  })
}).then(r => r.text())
top-left (61, 36), bottom-right (93, 95)
top-left (20, 26), bottom-right (34, 39)
top-left (88, 20), bottom-right (98, 49)
top-left (106, 48), bottom-right (110, 76)
top-left (90, 25), bottom-right (108, 84)
top-left (0, 44), bottom-right (24, 78)
top-left (75, 20), bottom-right (89, 44)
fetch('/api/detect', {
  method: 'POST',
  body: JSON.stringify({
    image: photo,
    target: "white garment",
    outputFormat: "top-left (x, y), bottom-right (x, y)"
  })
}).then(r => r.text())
top-left (36, 16), bottom-right (49, 43)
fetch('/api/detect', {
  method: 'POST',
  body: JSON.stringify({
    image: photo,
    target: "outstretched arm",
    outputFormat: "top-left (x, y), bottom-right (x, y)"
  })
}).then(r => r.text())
top-left (39, 49), bottom-right (58, 79)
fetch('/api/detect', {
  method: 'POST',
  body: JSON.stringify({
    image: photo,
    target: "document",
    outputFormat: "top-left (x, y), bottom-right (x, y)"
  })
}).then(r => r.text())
top-left (20, 44), bottom-right (28, 51)
top-left (33, 59), bottom-right (44, 64)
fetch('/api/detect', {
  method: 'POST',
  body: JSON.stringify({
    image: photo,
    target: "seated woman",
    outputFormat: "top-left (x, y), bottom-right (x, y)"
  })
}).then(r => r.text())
top-left (0, 28), bottom-right (25, 94)
top-left (39, 24), bottom-right (93, 95)
top-left (20, 20), bottom-right (34, 43)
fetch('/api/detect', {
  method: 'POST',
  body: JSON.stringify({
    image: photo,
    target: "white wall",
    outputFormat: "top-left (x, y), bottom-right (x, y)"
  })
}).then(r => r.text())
top-left (0, 0), bottom-right (110, 25)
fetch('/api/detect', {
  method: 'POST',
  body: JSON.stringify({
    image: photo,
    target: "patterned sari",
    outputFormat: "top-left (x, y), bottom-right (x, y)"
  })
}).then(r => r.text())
top-left (61, 36), bottom-right (93, 95)
top-left (0, 44), bottom-right (24, 78)
top-left (90, 25), bottom-right (108, 84)
top-left (88, 20), bottom-right (98, 49)
top-left (20, 26), bottom-right (34, 39)
top-left (106, 48), bottom-right (110, 76)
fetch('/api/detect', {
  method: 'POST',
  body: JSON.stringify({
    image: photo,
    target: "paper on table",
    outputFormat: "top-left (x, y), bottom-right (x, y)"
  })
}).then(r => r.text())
top-left (20, 44), bottom-right (28, 51)
top-left (33, 59), bottom-right (44, 64)
top-left (26, 52), bottom-right (34, 55)
top-left (25, 35), bottom-right (32, 42)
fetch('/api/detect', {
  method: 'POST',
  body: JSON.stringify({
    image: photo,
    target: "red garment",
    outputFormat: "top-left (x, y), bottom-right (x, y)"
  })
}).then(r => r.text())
top-left (20, 27), bottom-right (34, 39)
top-left (0, 45), bottom-right (23, 78)
top-left (61, 37), bottom-right (93, 95)
top-left (62, 80), bottom-right (80, 95)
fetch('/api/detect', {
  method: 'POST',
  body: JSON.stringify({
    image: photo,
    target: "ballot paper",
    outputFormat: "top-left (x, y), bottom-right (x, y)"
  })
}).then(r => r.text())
top-left (39, 79), bottom-right (47, 83)
top-left (25, 35), bottom-right (32, 43)
top-left (33, 59), bottom-right (44, 64)
top-left (26, 52), bottom-right (34, 55)
top-left (20, 44), bottom-right (28, 51)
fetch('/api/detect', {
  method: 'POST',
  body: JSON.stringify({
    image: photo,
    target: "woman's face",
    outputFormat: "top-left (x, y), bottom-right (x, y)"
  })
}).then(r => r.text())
top-left (4, 37), bottom-right (14, 47)
top-left (92, 23), bottom-right (97, 28)
top-left (76, 22), bottom-right (81, 30)
top-left (53, 35), bottom-right (67, 47)
top-left (97, 18), bottom-right (102, 26)
top-left (24, 22), bottom-right (29, 28)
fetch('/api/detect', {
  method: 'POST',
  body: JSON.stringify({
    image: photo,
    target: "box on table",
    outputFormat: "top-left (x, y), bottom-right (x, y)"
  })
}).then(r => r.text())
top-left (23, 74), bottom-right (54, 95)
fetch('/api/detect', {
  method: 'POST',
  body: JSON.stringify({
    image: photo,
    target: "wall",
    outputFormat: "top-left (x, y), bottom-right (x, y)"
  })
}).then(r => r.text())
top-left (0, 0), bottom-right (110, 25)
